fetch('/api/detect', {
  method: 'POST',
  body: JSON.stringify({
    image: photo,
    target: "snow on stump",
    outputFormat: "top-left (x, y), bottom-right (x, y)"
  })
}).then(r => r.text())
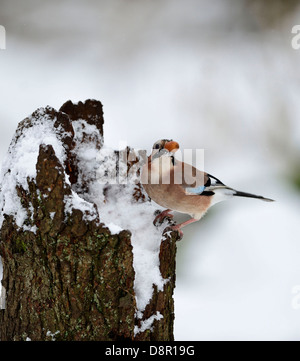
top-left (0, 100), bottom-right (179, 341)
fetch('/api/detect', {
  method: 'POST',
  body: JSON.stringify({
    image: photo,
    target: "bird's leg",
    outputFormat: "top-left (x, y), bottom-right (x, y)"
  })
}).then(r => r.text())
top-left (171, 218), bottom-right (198, 230)
top-left (169, 218), bottom-right (199, 240)
top-left (153, 209), bottom-right (173, 225)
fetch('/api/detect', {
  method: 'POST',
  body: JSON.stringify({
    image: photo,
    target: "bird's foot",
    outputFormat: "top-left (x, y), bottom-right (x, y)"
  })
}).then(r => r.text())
top-left (164, 225), bottom-right (183, 241)
top-left (153, 209), bottom-right (174, 226)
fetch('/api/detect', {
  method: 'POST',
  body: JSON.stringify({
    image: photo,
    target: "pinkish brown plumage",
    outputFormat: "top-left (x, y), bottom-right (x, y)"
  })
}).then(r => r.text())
top-left (141, 139), bottom-right (274, 238)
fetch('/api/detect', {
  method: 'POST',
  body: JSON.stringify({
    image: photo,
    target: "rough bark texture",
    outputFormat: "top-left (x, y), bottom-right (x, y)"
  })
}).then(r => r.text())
top-left (0, 99), bottom-right (178, 341)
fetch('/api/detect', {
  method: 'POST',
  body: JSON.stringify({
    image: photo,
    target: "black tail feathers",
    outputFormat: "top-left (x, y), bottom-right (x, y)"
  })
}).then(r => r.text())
top-left (233, 190), bottom-right (274, 202)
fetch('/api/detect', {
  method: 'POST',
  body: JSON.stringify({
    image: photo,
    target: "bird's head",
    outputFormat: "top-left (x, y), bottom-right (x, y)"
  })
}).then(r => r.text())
top-left (151, 139), bottom-right (179, 160)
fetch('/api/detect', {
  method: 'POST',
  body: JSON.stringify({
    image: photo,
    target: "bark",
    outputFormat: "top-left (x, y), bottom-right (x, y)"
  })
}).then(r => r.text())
top-left (0, 99), bottom-right (178, 341)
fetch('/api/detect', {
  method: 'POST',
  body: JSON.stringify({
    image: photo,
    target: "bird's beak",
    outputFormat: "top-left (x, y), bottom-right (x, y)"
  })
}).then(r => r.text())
top-left (164, 141), bottom-right (179, 153)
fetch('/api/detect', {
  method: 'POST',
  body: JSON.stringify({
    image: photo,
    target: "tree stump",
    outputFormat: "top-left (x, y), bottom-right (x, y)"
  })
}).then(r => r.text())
top-left (0, 100), bottom-right (178, 341)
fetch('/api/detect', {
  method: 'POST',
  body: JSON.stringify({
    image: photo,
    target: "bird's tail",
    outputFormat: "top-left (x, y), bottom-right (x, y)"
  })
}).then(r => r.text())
top-left (233, 190), bottom-right (274, 202)
top-left (207, 186), bottom-right (274, 205)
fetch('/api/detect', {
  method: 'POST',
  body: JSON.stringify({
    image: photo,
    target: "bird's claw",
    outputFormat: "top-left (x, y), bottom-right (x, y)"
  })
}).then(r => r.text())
top-left (153, 210), bottom-right (174, 226)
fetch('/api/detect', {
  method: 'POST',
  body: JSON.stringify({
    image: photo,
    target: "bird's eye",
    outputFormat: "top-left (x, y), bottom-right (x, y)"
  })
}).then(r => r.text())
top-left (154, 144), bottom-right (160, 149)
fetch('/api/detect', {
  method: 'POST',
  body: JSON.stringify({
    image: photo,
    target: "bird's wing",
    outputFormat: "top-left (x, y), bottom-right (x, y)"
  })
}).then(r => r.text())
top-left (172, 160), bottom-right (225, 196)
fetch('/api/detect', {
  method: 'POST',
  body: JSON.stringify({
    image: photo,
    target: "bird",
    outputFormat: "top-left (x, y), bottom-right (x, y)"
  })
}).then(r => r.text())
top-left (141, 139), bottom-right (274, 238)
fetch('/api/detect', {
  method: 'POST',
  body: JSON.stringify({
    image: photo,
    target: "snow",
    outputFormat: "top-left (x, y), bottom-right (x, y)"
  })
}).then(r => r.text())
top-left (134, 311), bottom-right (164, 335)
top-left (46, 330), bottom-right (60, 341)
top-left (105, 222), bottom-right (123, 234)
top-left (91, 146), bottom-right (169, 317)
top-left (0, 110), bottom-right (102, 230)
top-left (71, 119), bottom-right (103, 190)
top-left (0, 107), bottom-right (69, 229)
top-left (0, 106), bottom-right (168, 330)
top-left (22, 224), bottom-right (37, 234)
top-left (69, 122), bottom-right (170, 322)
top-left (64, 190), bottom-right (98, 222)
top-left (69, 121), bottom-right (170, 321)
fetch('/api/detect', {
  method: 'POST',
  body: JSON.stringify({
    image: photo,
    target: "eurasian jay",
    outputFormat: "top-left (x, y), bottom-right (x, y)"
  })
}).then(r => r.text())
top-left (141, 139), bottom-right (273, 237)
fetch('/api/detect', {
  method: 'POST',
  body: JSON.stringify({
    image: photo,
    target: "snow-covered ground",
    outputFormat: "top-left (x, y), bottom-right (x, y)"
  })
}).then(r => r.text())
top-left (0, 0), bottom-right (300, 340)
